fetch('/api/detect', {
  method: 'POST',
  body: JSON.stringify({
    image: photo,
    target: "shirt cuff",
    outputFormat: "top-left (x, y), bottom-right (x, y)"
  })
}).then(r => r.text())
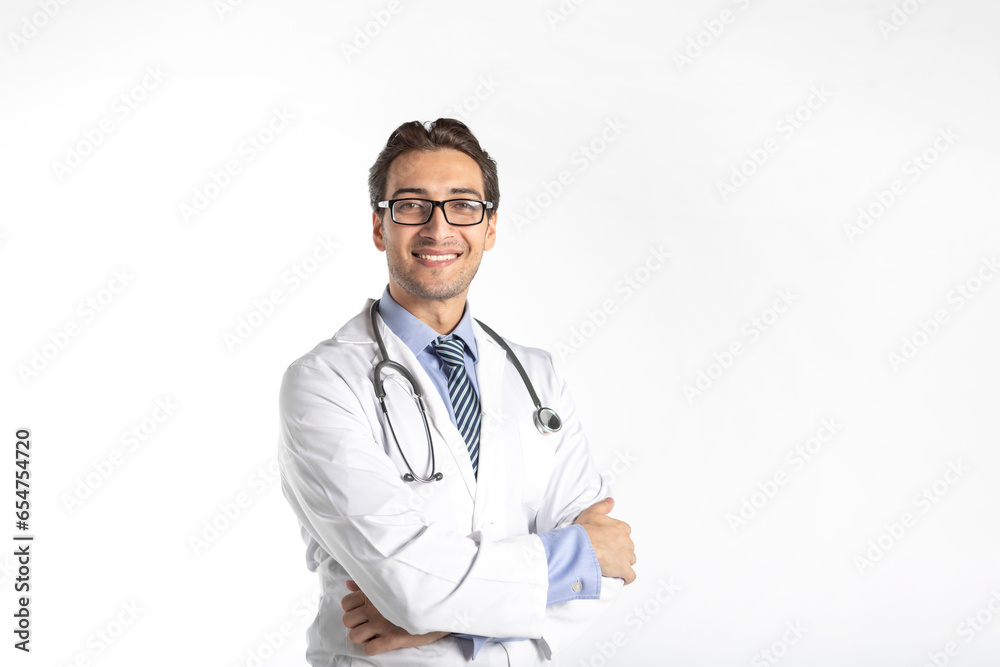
top-left (537, 523), bottom-right (602, 605)
top-left (452, 633), bottom-right (489, 660)
top-left (452, 633), bottom-right (526, 660)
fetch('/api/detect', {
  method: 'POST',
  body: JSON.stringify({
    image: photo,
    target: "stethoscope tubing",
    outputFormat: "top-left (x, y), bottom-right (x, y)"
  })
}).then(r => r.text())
top-left (369, 299), bottom-right (560, 483)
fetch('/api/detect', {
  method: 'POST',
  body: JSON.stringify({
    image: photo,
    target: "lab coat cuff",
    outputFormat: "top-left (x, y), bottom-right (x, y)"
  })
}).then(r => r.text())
top-left (538, 524), bottom-right (602, 605)
top-left (539, 576), bottom-right (625, 660)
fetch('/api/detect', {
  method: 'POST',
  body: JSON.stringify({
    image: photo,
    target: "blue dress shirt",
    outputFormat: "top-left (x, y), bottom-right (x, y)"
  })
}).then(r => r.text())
top-left (376, 286), bottom-right (601, 659)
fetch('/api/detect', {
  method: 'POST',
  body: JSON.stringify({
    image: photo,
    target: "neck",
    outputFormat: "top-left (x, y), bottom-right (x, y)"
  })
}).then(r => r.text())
top-left (388, 283), bottom-right (467, 335)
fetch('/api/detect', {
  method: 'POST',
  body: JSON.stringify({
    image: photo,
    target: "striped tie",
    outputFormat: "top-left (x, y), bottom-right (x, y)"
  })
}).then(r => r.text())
top-left (432, 336), bottom-right (481, 478)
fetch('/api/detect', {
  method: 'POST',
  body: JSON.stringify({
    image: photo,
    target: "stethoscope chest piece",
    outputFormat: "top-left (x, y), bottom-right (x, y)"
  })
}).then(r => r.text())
top-left (370, 299), bottom-right (563, 483)
top-left (534, 407), bottom-right (562, 434)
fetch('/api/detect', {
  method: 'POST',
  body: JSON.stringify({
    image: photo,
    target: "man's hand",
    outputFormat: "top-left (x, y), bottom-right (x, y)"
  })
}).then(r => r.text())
top-left (341, 580), bottom-right (449, 656)
top-left (573, 497), bottom-right (637, 584)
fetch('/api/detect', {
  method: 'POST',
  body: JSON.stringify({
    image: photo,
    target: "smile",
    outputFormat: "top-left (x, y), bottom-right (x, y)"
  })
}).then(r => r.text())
top-left (413, 252), bottom-right (460, 263)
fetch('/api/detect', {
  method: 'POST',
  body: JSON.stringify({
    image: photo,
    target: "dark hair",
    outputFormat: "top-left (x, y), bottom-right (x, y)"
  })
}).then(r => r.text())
top-left (368, 118), bottom-right (499, 218)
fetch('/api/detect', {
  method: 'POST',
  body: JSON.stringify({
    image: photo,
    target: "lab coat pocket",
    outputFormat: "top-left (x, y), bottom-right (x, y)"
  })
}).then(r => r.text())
top-left (517, 419), bottom-right (556, 510)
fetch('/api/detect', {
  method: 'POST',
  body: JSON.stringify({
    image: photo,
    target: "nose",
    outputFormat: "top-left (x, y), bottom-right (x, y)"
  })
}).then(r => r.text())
top-left (419, 203), bottom-right (454, 239)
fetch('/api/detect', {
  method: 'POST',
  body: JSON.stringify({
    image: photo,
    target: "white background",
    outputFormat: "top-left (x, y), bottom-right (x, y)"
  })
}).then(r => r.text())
top-left (2, 0), bottom-right (999, 665)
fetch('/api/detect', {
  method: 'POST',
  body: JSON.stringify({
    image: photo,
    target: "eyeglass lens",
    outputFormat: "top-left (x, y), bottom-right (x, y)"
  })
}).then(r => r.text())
top-left (392, 199), bottom-right (484, 225)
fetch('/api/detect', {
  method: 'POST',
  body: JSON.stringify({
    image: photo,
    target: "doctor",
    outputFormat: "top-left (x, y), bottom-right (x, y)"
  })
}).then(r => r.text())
top-left (278, 118), bottom-right (636, 666)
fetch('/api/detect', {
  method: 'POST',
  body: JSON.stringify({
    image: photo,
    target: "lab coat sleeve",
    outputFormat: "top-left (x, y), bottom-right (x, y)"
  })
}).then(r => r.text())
top-left (278, 361), bottom-right (550, 638)
top-left (531, 352), bottom-right (627, 659)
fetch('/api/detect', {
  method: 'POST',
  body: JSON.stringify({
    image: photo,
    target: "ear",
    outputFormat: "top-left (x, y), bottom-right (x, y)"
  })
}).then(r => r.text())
top-left (372, 211), bottom-right (386, 251)
top-left (484, 212), bottom-right (497, 251)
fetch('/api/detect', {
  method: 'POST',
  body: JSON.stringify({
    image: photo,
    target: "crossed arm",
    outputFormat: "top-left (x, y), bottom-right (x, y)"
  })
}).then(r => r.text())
top-left (340, 497), bottom-right (636, 657)
top-left (281, 355), bottom-right (637, 656)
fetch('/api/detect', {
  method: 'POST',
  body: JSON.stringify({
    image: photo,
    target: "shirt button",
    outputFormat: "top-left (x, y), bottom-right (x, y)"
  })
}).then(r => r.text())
top-left (572, 581), bottom-right (583, 592)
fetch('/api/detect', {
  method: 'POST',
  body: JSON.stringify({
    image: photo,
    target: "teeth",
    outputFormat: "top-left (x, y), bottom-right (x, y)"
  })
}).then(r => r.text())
top-left (417, 254), bottom-right (458, 261)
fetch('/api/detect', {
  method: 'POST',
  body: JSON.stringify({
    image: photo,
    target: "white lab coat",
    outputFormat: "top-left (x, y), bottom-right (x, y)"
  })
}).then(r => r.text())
top-left (278, 299), bottom-right (622, 666)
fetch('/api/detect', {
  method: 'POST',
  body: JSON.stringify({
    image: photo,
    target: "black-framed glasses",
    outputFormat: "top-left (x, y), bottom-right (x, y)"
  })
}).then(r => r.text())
top-left (377, 198), bottom-right (494, 226)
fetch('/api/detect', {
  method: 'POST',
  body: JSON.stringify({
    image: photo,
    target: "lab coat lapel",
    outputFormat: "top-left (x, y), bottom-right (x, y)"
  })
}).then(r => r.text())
top-left (470, 324), bottom-right (507, 532)
top-left (372, 305), bottom-right (479, 502)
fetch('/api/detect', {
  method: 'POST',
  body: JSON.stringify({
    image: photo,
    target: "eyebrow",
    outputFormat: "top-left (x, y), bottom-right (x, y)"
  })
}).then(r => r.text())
top-left (390, 186), bottom-right (484, 199)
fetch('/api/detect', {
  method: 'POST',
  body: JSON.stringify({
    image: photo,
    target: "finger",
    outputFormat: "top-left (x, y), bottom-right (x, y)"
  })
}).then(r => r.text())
top-left (582, 497), bottom-right (614, 515)
top-left (347, 622), bottom-right (378, 645)
top-left (341, 591), bottom-right (365, 612)
top-left (342, 608), bottom-right (368, 629)
top-left (624, 567), bottom-right (637, 585)
top-left (345, 579), bottom-right (361, 592)
top-left (363, 632), bottom-right (401, 656)
top-left (363, 638), bottom-right (386, 656)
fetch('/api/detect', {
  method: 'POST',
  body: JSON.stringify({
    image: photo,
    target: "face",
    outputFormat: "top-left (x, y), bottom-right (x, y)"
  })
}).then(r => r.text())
top-left (373, 148), bottom-right (497, 305)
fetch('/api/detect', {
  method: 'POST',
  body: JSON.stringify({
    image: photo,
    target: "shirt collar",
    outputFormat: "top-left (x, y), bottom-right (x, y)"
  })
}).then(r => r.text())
top-left (377, 285), bottom-right (479, 362)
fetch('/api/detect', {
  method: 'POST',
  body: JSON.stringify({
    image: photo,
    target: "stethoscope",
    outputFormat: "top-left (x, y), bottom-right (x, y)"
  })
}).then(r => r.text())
top-left (369, 299), bottom-right (562, 483)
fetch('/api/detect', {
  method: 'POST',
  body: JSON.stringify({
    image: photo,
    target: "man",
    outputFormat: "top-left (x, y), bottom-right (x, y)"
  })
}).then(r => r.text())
top-left (278, 118), bottom-right (636, 666)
